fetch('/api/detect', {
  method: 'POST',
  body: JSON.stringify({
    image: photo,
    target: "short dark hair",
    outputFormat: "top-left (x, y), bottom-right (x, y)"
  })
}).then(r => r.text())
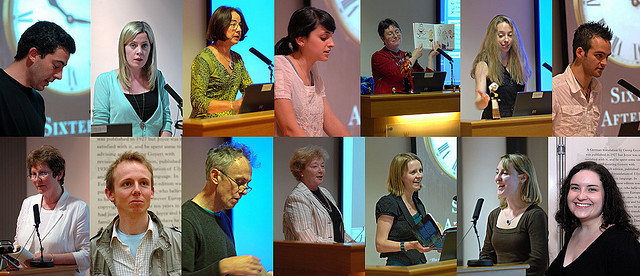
top-left (555, 161), bottom-right (639, 239)
top-left (27, 145), bottom-right (66, 185)
top-left (15, 21), bottom-right (76, 60)
top-left (275, 7), bottom-right (336, 55)
top-left (377, 18), bottom-right (401, 38)
top-left (207, 6), bottom-right (249, 43)
top-left (572, 21), bottom-right (612, 61)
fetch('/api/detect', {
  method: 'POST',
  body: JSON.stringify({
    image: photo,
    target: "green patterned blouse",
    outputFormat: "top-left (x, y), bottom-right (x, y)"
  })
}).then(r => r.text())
top-left (189, 47), bottom-right (252, 118)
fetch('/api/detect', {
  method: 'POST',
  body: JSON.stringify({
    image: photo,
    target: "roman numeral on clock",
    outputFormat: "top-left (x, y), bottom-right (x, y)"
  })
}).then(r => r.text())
top-left (585, 0), bottom-right (600, 6)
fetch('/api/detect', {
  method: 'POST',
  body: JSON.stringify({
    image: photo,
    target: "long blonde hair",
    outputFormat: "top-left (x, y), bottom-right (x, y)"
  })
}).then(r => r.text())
top-left (117, 21), bottom-right (157, 91)
top-left (470, 15), bottom-right (531, 86)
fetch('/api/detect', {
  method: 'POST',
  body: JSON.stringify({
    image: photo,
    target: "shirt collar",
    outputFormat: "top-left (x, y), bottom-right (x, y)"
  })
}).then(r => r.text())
top-left (110, 213), bottom-right (155, 247)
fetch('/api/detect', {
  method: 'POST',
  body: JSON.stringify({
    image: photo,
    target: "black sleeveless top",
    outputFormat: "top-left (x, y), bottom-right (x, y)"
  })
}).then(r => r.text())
top-left (481, 66), bottom-right (524, 119)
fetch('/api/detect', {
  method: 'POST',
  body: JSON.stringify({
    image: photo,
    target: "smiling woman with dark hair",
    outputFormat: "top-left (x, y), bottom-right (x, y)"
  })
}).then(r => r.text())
top-left (190, 6), bottom-right (252, 119)
top-left (548, 161), bottom-right (640, 275)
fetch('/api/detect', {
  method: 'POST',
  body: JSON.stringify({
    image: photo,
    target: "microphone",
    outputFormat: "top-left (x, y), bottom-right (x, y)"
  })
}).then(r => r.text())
top-left (453, 195), bottom-right (457, 201)
top-left (30, 204), bottom-right (53, 268)
top-left (249, 47), bottom-right (273, 66)
top-left (164, 84), bottom-right (182, 107)
top-left (467, 198), bottom-right (492, 267)
top-left (543, 63), bottom-right (552, 72)
top-left (32, 205), bottom-right (40, 228)
top-left (471, 198), bottom-right (483, 222)
top-left (617, 79), bottom-right (640, 98)
top-left (437, 48), bottom-right (453, 62)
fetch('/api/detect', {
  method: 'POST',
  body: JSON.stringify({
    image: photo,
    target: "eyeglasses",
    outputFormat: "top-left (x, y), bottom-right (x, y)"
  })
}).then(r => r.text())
top-left (218, 169), bottom-right (252, 193)
top-left (229, 22), bottom-right (243, 30)
top-left (28, 171), bottom-right (53, 180)
top-left (385, 30), bottom-right (401, 38)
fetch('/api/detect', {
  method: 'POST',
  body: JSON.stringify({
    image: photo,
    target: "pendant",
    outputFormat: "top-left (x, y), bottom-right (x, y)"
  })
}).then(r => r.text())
top-left (229, 61), bottom-right (234, 70)
top-left (139, 121), bottom-right (146, 129)
top-left (506, 219), bottom-right (511, 225)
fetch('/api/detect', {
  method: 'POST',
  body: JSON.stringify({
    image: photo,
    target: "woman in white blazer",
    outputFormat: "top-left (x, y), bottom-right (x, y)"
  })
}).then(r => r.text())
top-left (283, 146), bottom-right (355, 243)
top-left (13, 145), bottom-right (89, 275)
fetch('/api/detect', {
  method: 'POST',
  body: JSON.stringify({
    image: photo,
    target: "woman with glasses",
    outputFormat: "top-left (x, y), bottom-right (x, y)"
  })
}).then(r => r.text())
top-left (283, 146), bottom-right (355, 243)
top-left (14, 145), bottom-right (89, 275)
top-left (189, 6), bottom-right (252, 119)
top-left (371, 18), bottom-right (440, 94)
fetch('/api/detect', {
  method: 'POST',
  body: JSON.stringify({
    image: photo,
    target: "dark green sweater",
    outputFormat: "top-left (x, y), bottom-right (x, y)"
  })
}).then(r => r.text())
top-left (182, 200), bottom-right (236, 276)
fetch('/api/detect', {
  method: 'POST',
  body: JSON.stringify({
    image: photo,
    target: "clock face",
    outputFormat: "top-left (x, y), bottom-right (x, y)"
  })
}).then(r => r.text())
top-left (327, 0), bottom-right (360, 43)
top-left (5, 0), bottom-right (91, 94)
top-left (575, 0), bottom-right (640, 67)
top-left (425, 137), bottom-right (457, 180)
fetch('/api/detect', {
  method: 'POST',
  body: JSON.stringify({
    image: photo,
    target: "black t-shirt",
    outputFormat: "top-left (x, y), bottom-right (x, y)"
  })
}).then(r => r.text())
top-left (311, 188), bottom-right (344, 243)
top-left (375, 192), bottom-right (427, 265)
top-left (0, 69), bottom-right (45, 136)
top-left (481, 66), bottom-right (525, 119)
top-left (548, 225), bottom-right (640, 275)
top-left (124, 86), bottom-right (159, 122)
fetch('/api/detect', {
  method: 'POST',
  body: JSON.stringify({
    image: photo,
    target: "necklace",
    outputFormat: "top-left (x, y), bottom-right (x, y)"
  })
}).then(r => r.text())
top-left (130, 91), bottom-right (146, 130)
top-left (214, 46), bottom-right (234, 71)
top-left (505, 204), bottom-right (529, 225)
top-left (315, 190), bottom-right (333, 213)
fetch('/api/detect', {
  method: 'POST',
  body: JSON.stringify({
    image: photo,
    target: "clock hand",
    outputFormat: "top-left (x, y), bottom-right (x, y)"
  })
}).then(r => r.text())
top-left (633, 0), bottom-right (640, 7)
top-left (47, 0), bottom-right (90, 24)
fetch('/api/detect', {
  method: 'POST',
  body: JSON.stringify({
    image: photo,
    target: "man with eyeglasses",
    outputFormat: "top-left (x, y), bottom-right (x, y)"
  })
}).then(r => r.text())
top-left (90, 151), bottom-right (181, 275)
top-left (182, 143), bottom-right (266, 276)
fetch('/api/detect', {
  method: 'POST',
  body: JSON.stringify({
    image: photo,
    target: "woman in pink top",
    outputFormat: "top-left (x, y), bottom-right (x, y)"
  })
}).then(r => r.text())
top-left (274, 7), bottom-right (350, 137)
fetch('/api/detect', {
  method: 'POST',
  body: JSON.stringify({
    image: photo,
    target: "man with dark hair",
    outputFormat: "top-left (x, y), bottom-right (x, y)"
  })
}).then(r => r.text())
top-left (182, 142), bottom-right (267, 276)
top-left (0, 21), bottom-right (76, 136)
top-left (552, 22), bottom-right (612, 136)
top-left (90, 151), bottom-right (181, 275)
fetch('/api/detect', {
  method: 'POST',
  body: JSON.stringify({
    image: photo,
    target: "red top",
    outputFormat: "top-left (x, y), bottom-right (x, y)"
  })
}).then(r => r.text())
top-left (371, 47), bottom-right (433, 94)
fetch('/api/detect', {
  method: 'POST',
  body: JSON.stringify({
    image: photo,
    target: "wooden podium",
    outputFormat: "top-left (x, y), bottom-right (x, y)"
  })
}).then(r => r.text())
top-left (0, 265), bottom-right (77, 275)
top-left (274, 241), bottom-right (364, 276)
top-left (365, 259), bottom-right (456, 276)
top-left (183, 110), bottom-right (274, 137)
top-left (460, 114), bottom-right (551, 137)
top-left (457, 263), bottom-right (529, 276)
top-left (361, 92), bottom-right (460, 137)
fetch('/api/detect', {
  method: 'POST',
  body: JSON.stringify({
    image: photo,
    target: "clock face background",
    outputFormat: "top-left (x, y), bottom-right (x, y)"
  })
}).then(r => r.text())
top-left (1, 0), bottom-right (91, 136)
top-left (563, 0), bottom-right (640, 136)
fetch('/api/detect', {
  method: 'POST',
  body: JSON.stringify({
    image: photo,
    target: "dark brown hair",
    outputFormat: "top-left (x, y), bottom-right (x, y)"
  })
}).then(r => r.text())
top-left (207, 6), bottom-right (249, 43)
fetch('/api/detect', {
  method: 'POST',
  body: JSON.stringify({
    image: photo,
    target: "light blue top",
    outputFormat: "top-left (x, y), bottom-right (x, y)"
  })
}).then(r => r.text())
top-left (115, 227), bottom-right (146, 259)
top-left (92, 70), bottom-right (172, 137)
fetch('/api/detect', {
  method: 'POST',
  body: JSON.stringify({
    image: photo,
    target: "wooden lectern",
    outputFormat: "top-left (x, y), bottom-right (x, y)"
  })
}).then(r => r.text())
top-left (183, 110), bottom-right (274, 136)
top-left (274, 241), bottom-right (364, 276)
top-left (460, 114), bottom-right (551, 137)
top-left (0, 265), bottom-right (77, 276)
top-left (457, 263), bottom-right (529, 276)
top-left (365, 259), bottom-right (456, 276)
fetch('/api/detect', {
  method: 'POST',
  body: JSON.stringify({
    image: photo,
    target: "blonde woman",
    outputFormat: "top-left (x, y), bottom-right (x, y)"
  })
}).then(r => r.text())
top-left (93, 21), bottom-right (172, 137)
top-left (375, 153), bottom-right (436, 266)
top-left (471, 15), bottom-right (532, 119)
top-left (481, 154), bottom-right (547, 276)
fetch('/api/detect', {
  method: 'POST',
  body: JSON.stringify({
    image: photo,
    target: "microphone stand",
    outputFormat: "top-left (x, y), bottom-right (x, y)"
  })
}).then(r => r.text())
top-left (29, 224), bottom-right (53, 267)
top-left (466, 216), bottom-right (493, 266)
top-left (268, 64), bottom-right (274, 83)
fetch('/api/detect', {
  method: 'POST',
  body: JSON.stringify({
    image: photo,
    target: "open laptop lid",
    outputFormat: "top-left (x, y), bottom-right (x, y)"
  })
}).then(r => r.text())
top-left (412, 71), bottom-right (446, 92)
top-left (91, 124), bottom-right (132, 137)
top-left (239, 83), bottom-right (274, 114)
top-left (618, 121), bottom-right (640, 136)
top-left (439, 228), bottom-right (457, 261)
top-left (512, 91), bottom-right (551, 116)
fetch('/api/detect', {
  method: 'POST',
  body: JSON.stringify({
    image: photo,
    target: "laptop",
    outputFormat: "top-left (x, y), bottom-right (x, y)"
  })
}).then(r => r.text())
top-left (91, 124), bottom-right (132, 137)
top-left (618, 121), bottom-right (640, 136)
top-left (438, 228), bottom-right (457, 261)
top-left (412, 71), bottom-right (447, 92)
top-left (239, 83), bottom-right (274, 114)
top-left (512, 91), bottom-right (552, 116)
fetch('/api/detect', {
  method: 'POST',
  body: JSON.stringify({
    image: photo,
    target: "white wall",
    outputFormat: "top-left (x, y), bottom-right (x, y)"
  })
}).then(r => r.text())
top-left (90, 0), bottom-right (183, 136)
top-left (460, 0), bottom-right (538, 121)
top-left (182, 0), bottom-right (207, 121)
